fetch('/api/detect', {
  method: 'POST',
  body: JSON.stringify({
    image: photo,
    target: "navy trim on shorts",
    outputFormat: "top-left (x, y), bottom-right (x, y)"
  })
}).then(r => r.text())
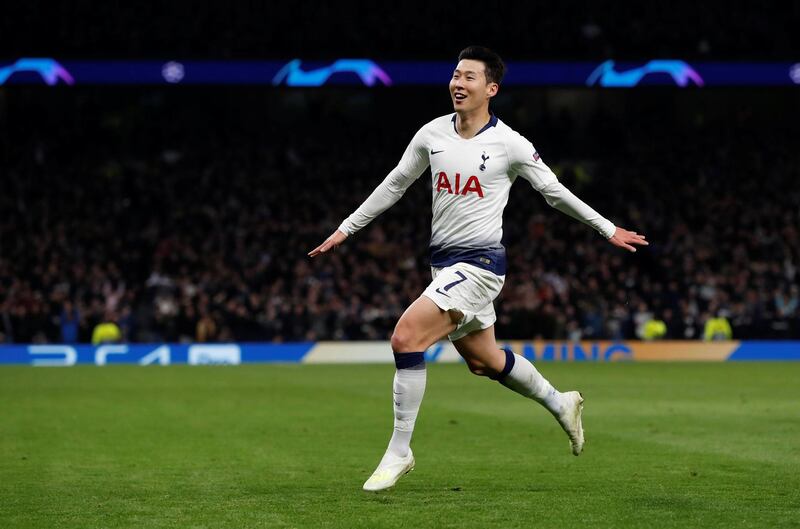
top-left (429, 245), bottom-right (507, 275)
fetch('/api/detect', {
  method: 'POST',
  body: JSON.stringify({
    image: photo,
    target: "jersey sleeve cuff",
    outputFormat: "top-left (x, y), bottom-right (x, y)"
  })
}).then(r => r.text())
top-left (337, 221), bottom-right (354, 236)
top-left (599, 221), bottom-right (616, 239)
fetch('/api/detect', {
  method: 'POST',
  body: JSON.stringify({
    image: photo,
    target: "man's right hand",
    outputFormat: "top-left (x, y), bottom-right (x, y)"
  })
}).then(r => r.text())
top-left (308, 230), bottom-right (348, 257)
top-left (607, 227), bottom-right (648, 253)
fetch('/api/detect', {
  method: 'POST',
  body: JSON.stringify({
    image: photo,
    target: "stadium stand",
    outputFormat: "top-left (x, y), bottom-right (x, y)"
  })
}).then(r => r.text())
top-left (1, 87), bottom-right (798, 343)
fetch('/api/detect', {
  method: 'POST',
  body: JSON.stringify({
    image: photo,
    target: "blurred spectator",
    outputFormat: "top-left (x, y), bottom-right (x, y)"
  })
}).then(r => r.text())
top-left (91, 312), bottom-right (122, 345)
top-left (703, 313), bottom-right (733, 341)
top-left (643, 317), bottom-right (667, 341)
top-left (775, 286), bottom-right (798, 318)
top-left (59, 301), bottom-right (80, 343)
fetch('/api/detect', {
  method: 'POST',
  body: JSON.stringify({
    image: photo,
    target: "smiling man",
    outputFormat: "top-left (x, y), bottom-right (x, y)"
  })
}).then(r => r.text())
top-left (309, 45), bottom-right (648, 491)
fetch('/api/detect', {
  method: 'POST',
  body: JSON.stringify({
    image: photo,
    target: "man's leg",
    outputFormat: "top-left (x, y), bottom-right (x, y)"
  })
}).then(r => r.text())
top-left (453, 326), bottom-right (585, 455)
top-left (363, 296), bottom-right (457, 491)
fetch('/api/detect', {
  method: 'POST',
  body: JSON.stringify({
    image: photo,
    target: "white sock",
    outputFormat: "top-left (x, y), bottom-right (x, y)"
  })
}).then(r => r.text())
top-left (501, 354), bottom-right (563, 413)
top-left (385, 364), bottom-right (426, 460)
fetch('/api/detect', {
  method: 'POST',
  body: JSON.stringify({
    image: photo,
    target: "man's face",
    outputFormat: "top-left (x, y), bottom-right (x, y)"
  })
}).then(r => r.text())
top-left (449, 59), bottom-right (498, 112)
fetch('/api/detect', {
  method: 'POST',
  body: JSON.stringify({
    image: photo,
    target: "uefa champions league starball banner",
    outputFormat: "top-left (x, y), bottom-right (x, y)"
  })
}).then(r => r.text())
top-left (0, 341), bottom-right (797, 366)
top-left (1, 58), bottom-right (799, 87)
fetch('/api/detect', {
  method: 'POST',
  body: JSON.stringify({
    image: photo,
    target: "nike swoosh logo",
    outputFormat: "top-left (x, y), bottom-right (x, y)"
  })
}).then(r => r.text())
top-left (430, 149), bottom-right (444, 155)
top-left (434, 288), bottom-right (450, 297)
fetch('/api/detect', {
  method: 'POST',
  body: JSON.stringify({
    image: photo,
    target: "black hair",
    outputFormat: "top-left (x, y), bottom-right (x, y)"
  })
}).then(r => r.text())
top-left (457, 45), bottom-right (506, 85)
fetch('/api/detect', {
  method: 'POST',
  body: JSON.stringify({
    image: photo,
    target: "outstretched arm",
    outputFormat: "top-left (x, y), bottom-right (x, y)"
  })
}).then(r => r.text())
top-left (511, 135), bottom-right (647, 252)
top-left (337, 166), bottom-right (420, 236)
top-left (537, 180), bottom-right (648, 252)
top-left (309, 126), bottom-right (430, 258)
top-left (307, 167), bottom-right (417, 258)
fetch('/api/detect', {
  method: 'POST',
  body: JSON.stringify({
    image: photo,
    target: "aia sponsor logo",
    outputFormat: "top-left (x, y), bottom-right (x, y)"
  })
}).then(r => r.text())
top-left (435, 172), bottom-right (484, 198)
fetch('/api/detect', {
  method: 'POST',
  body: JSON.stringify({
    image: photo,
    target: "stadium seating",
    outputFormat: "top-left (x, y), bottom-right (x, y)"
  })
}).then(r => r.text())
top-left (1, 88), bottom-right (797, 343)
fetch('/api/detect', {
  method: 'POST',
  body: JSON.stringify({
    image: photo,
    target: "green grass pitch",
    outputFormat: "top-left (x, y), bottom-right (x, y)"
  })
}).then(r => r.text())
top-left (1, 362), bottom-right (799, 528)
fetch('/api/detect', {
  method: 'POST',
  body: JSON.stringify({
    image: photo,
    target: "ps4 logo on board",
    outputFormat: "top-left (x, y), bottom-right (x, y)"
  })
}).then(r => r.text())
top-left (0, 58), bottom-right (74, 86)
top-left (23, 344), bottom-right (242, 366)
top-left (586, 60), bottom-right (704, 87)
top-left (272, 59), bottom-right (392, 87)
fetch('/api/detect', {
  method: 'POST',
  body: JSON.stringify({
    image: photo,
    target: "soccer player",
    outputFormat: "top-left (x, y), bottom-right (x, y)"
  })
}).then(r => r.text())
top-left (309, 46), bottom-right (648, 491)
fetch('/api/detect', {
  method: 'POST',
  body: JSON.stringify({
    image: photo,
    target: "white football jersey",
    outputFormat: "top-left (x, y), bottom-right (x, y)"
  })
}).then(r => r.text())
top-left (338, 114), bottom-right (615, 275)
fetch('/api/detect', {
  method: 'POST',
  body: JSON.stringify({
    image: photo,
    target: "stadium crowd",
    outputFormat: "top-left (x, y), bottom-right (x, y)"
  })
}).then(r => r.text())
top-left (1, 89), bottom-right (798, 343)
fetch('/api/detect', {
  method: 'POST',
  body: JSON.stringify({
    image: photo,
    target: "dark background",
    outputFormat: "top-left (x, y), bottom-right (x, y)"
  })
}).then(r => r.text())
top-left (1, 3), bottom-right (798, 343)
top-left (2, 2), bottom-right (798, 60)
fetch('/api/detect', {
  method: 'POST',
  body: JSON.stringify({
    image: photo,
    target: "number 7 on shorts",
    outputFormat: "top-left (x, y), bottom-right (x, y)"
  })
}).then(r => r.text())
top-left (435, 271), bottom-right (467, 296)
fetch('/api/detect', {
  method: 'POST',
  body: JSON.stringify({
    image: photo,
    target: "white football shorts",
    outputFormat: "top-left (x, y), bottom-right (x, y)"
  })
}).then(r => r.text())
top-left (421, 262), bottom-right (505, 341)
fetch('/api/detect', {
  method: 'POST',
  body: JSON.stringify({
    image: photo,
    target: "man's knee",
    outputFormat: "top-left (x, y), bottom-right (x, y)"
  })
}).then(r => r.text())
top-left (461, 347), bottom-right (507, 378)
top-left (465, 357), bottom-right (495, 377)
top-left (391, 323), bottom-right (419, 353)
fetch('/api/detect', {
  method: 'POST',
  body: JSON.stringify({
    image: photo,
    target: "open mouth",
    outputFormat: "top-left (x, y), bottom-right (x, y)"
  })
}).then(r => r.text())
top-left (453, 93), bottom-right (467, 102)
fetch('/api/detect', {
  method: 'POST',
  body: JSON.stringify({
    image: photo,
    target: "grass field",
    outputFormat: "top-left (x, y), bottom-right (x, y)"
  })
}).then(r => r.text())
top-left (1, 362), bottom-right (799, 528)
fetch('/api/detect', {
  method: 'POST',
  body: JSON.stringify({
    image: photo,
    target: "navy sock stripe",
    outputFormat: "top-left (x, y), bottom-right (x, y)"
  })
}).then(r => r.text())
top-left (394, 352), bottom-right (425, 369)
top-left (495, 347), bottom-right (516, 381)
